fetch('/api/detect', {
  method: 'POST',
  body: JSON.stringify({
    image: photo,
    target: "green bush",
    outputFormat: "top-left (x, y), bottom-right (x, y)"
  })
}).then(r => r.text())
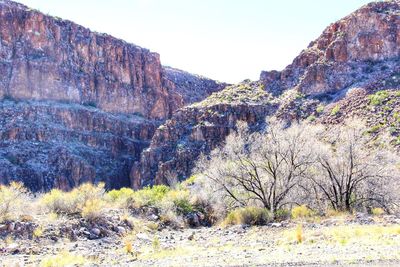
top-left (367, 124), bottom-right (384, 134)
top-left (316, 105), bottom-right (324, 114)
top-left (181, 175), bottom-right (197, 187)
top-left (223, 207), bottom-right (272, 226)
top-left (107, 187), bottom-right (135, 201)
top-left (81, 199), bottom-right (107, 222)
top-left (331, 105), bottom-right (340, 116)
top-left (169, 190), bottom-right (193, 215)
top-left (371, 207), bottom-right (385, 216)
top-left (41, 189), bottom-right (76, 215)
top-left (274, 209), bottom-right (291, 221)
top-left (307, 115), bottom-right (316, 122)
top-left (369, 91), bottom-right (389, 106)
top-left (106, 187), bottom-right (135, 208)
top-left (133, 185), bottom-right (170, 207)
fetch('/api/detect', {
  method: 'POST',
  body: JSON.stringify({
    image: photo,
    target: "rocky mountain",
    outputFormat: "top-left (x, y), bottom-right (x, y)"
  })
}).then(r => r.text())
top-left (164, 66), bottom-right (228, 104)
top-left (0, 0), bottom-right (225, 191)
top-left (1, 0), bottom-right (399, 191)
top-left (131, 1), bottom-right (400, 188)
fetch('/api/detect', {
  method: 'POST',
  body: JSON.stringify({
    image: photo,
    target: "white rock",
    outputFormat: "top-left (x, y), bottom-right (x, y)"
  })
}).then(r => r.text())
top-left (91, 228), bottom-right (101, 236)
top-left (136, 233), bottom-right (151, 241)
top-left (116, 226), bottom-right (126, 234)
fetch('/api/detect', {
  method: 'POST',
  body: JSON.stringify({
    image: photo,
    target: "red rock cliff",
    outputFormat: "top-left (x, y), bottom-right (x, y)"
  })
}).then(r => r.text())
top-left (260, 1), bottom-right (400, 96)
top-left (0, 0), bottom-right (180, 119)
top-left (0, 0), bottom-right (225, 191)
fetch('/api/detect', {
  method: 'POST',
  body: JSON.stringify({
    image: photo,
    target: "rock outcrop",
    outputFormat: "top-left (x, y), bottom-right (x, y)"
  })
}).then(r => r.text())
top-left (0, 0), bottom-right (224, 191)
top-left (131, 82), bottom-right (278, 188)
top-left (131, 1), bottom-right (400, 187)
top-left (164, 66), bottom-right (228, 105)
top-left (260, 1), bottom-right (400, 96)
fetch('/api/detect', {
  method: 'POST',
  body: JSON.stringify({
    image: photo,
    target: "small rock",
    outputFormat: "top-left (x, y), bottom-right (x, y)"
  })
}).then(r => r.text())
top-left (116, 226), bottom-right (126, 234)
top-left (185, 213), bottom-right (201, 228)
top-left (270, 223), bottom-right (282, 228)
top-left (89, 233), bottom-right (100, 240)
top-left (91, 228), bottom-right (101, 236)
top-left (8, 222), bottom-right (15, 231)
top-left (7, 243), bottom-right (18, 250)
top-left (70, 230), bottom-right (78, 242)
top-left (188, 232), bottom-right (195, 241)
top-left (149, 214), bottom-right (159, 221)
top-left (0, 224), bottom-right (7, 231)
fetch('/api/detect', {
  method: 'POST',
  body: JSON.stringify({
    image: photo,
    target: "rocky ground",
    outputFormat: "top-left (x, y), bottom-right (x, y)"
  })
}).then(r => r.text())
top-left (1, 214), bottom-right (400, 266)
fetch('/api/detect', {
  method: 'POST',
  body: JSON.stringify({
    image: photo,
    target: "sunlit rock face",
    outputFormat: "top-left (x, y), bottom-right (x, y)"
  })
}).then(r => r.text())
top-left (0, 0), bottom-right (225, 191)
top-left (132, 1), bottom-right (400, 188)
top-left (260, 1), bottom-right (400, 96)
top-left (0, 0), bottom-right (180, 119)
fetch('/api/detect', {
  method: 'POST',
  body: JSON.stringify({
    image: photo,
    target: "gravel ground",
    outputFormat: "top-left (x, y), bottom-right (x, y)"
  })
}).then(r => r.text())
top-left (2, 219), bottom-right (400, 266)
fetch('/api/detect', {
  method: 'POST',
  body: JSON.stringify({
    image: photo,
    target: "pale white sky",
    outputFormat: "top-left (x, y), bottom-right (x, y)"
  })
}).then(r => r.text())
top-left (16, 0), bottom-right (373, 83)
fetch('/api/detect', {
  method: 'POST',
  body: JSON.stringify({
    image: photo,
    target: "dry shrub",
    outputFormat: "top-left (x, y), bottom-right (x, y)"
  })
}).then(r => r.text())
top-left (81, 199), bottom-right (107, 222)
top-left (0, 182), bottom-right (30, 222)
top-left (40, 189), bottom-right (76, 215)
top-left (291, 205), bottom-right (314, 220)
top-left (223, 206), bottom-right (272, 226)
top-left (296, 224), bottom-right (304, 243)
top-left (41, 183), bottom-right (106, 221)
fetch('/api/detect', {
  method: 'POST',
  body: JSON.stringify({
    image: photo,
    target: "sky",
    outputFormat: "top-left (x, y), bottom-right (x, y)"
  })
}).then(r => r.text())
top-left (16, 0), bottom-right (373, 83)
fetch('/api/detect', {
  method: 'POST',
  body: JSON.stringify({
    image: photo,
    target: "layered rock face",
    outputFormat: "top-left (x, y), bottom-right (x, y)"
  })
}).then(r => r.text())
top-left (131, 1), bottom-right (400, 187)
top-left (0, 100), bottom-right (157, 191)
top-left (0, 0), bottom-right (224, 191)
top-left (260, 1), bottom-right (400, 96)
top-left (131, 82), bottom-right (278, 188)
top-left (132, 102), bottom-right (277, 188)
top-left (0, 0), bottom-right (180, 119)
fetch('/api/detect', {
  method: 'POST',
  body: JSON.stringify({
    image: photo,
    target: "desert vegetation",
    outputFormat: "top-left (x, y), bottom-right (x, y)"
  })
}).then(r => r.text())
top-left (196, 119), bottom-right (400, 221)
top-left (1, 119), bottom-right (399, 230)
top-left (1, 119), bottom-right (400, 266)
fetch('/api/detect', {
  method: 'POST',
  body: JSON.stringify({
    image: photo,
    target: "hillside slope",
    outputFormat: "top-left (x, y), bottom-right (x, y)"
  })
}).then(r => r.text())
top-left (132, 0), bottom-right (400, 187)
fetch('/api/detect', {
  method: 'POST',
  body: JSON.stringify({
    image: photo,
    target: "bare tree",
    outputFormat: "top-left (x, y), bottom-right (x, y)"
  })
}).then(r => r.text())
top-left (197, 120), bottom-right (317, 214)
top-left (310, 121), bottom-right (400, 212)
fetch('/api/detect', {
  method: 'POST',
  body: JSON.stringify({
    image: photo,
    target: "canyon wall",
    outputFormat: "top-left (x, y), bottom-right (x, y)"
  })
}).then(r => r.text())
top-left (0, 0), bottom-right (225, 191)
